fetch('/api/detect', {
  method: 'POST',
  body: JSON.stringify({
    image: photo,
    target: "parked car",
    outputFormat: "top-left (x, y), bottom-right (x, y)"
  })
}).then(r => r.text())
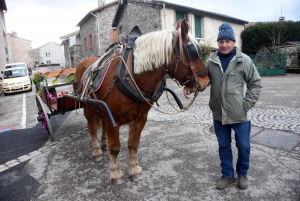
top-left (0, 67), bottom-right (32, 95)
top-left (4, 62), bottom-right (32, 76)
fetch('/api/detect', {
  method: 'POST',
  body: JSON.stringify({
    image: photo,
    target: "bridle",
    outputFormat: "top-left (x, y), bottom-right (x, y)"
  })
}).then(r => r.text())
top-left (170, 32), bottom-right (208, 91)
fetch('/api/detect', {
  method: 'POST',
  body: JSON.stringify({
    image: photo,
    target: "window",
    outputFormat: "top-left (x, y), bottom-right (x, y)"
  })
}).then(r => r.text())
top-left (195, 16), bottom-right (202, 38)
top-left (46, 61), bottom-right (51, 64)
top-left (84, 37), bottom-right (87, 51)
top-left (89, 34), bottom-right (93, 49)
top-left (176, 12), bottom-right (185, 21)
top-left (45, 52), bottom-right (50, 57)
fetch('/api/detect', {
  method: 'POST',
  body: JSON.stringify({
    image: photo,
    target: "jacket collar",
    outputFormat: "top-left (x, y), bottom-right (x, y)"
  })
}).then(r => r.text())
top-left (209, 47), bottom-right (243, 62)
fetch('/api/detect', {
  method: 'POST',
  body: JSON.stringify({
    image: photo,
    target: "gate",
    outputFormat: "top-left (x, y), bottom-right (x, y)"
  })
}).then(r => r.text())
top-left (250, 52), bottom-right (287, 76)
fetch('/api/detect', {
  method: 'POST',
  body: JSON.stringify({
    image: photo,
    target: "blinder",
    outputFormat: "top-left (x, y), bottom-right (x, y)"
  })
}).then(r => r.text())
top-left (184, 42), bottom-right (202, 61)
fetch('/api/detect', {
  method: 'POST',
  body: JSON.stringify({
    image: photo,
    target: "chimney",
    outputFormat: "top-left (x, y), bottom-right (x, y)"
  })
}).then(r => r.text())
top-left (98, 0), bottom-right (106, 7)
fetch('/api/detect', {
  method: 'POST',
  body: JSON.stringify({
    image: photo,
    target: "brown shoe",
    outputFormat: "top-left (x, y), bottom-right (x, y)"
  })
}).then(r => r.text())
top-left (216, 176), bottom-right (235, 190)
top-left (238, 175), bottom-right (248, 189)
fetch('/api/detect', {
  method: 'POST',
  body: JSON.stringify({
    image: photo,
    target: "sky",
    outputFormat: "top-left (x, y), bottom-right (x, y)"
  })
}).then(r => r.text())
top-left (4, 0), bottom-right (300, 49)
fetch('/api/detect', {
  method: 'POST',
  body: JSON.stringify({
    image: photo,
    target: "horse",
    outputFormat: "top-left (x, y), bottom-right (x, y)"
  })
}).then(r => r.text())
top-left (75, 19), bottom-right (210, 184)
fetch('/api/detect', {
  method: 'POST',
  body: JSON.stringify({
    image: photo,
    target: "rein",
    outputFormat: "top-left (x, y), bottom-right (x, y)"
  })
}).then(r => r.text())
top-left (171, 32), bottom-right (208, 91)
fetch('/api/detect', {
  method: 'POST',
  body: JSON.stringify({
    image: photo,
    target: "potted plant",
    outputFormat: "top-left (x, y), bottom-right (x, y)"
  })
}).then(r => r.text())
top-left (33, 73), bottom-right (48, 95)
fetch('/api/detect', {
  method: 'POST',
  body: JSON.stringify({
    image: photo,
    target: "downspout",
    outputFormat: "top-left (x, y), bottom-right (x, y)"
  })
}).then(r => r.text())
top-left (90, 12), bottom-right (101, 56)
top-left (163, 3), bottom-right (166, 30)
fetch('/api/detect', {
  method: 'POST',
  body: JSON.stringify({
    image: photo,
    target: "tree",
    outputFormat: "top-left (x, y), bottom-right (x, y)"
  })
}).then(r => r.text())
top-left (262, 21), bottom-right (287, 47)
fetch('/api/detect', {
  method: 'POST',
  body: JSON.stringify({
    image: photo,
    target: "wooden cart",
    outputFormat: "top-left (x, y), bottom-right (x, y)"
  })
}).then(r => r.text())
top-left (34, 68), bottom-right (117, 141)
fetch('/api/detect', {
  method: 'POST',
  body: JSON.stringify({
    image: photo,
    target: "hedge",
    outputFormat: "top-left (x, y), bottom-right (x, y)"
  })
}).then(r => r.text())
top-left (241, 21), bottom-right (300, 55)
top-left (38, 63), bottom-right (61, 67)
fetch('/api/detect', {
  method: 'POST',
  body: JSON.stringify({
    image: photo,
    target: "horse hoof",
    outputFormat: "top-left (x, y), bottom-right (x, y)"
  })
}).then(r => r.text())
top-left (101, 145), bottom-right (107, 151)
top-left (94, 155), bottom-right (103, 162)
top-left (111, 178), bottom-right (125, 185)
top-left (129, 173), bottom-right (143, 182)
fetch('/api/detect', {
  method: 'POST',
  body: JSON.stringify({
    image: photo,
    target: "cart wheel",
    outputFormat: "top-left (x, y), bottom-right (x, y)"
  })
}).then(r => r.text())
top-left (35, 94), bottom-right (54, 141)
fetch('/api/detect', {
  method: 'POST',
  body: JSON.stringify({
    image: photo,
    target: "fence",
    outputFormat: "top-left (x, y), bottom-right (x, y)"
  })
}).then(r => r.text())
top-left (250, 52), bottom-right (287, 76)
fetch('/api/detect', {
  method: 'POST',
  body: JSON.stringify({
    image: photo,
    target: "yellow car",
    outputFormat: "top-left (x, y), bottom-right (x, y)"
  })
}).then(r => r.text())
top-left (0, 67), bottom-right (32, 95)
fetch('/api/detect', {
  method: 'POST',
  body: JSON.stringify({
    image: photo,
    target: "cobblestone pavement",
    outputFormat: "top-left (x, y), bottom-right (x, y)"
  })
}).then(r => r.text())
top-left (148, 75), bottom-right (300, 134)
top-left (148, 105), bottom-right (300, 133)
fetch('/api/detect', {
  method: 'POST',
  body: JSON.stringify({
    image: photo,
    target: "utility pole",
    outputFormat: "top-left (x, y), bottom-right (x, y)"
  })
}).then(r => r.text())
top-left (279, 5), bottom-right (285, 21)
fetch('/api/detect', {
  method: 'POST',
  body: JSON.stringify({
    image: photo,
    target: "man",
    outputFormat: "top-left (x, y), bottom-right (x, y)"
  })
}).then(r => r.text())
top-left (185, 23), bottom-right (262, 190)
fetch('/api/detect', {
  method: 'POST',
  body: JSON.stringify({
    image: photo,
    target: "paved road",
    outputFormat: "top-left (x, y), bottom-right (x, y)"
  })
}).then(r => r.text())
top-left (0, 74), bottom-right (300, 200)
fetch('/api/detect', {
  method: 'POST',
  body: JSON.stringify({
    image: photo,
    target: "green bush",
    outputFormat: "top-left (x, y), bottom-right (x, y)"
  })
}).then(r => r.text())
top-left (38, 63), bottom-right (60, 67)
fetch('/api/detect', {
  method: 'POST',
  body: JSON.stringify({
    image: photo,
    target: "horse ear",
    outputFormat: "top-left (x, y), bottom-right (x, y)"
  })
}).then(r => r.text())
top-left (181, 19), bottom-right (190, 41)
top-left (175, 19), bottom-right (182, 30)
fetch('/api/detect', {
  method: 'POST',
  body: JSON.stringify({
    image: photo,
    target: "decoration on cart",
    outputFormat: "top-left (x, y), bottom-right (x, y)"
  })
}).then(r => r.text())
top-left (40, 112), bottom-right (47, 134)
top-left (52, 76), bottom-right (59, 85)
top-left (47, 93), bottom-right (56, 101)
top-left (34, 67), bottom-right (79, 140)
top-left (33, 72), bottom-right (48, 95)
top-left (63, 74), bottom-right (76, 83)
top-left (75, 20), bottom-right (210, 185)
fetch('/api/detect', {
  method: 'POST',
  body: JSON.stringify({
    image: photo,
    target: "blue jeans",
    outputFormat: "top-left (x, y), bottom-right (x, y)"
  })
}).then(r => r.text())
top-left (213, 120), bottom-right (251, 178)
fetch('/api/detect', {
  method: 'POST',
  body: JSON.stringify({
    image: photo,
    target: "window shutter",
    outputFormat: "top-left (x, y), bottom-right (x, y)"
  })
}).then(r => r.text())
top-left (195, 16), bottom-right (201, 38)
top-left (176, 12), bottom-right (185, 21)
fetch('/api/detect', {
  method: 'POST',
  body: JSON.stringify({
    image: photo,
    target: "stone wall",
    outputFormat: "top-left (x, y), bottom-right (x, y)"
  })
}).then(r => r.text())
top-left (116, 1), bottom-right (161, 37)
top-left (7, 33), bottom-right (34, 67)
top-left (31, 49), bottom-right (40, 65)
top-left (69, 45), bottom-right (82, 68)
top-left (80, 4), bottom-right (118, 59)
top-left (280, 45), bottom-right (300, 69)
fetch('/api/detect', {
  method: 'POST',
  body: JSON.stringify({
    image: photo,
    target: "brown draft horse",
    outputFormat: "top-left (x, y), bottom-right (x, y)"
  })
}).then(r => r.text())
top-left (76, 19), bottom-right (210, 184)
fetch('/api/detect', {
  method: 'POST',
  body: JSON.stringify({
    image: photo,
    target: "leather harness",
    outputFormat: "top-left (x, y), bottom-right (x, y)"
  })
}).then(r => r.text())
top-left (116, 26), bottom-right (166, 103)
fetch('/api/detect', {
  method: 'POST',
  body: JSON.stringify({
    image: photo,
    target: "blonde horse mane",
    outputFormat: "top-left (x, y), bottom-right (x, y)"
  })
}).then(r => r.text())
top-left (133, 30), bottom-right (178, 74)
top-left (133, 29), bottom-right (199, 74)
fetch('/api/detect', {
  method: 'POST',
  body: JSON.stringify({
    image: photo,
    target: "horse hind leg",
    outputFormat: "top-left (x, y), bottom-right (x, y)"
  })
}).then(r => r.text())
top-left (127, 118), bottom-right (147, 182)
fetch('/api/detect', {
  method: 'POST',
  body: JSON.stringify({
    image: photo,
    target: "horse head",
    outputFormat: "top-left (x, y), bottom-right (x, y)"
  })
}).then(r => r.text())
top-left (169, 19), bottom-right (210, 94)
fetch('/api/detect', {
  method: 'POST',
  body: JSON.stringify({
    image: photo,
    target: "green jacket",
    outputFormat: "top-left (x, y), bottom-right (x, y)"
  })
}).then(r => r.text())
top-left (207, 48), bottom-right (262, 125)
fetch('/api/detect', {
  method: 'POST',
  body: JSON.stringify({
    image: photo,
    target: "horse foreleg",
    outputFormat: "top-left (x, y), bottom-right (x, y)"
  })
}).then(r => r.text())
top-left (100, 119), bottom-right (107, 151)
top-left (127, 117), bottom-right (147, 182)
top-left (106, 125), bottom-right (125, 184)
top-left (86, 114), bottom-right (103, 162)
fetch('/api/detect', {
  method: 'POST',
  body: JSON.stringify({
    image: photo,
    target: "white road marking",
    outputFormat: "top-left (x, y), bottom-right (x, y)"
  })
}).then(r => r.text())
top-left (22, 93), bottom-right (26, 128)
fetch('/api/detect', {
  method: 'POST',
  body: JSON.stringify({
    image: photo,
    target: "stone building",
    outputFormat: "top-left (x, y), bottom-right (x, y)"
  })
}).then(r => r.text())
top-left (111, 0), bottom-right (247, 50)
top-left (60, 30), bottom-right (81, 68)
top-left (7, 32), bottom-right (34, 67)
top-left (77, 0), bottom-right (119, 59)
top-left (0, 0), bottom-right (8, 72)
